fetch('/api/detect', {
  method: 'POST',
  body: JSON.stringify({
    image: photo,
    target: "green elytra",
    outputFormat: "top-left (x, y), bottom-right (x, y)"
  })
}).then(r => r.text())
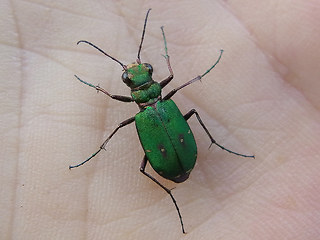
top-left (70, 9), bottom-right (254, 234)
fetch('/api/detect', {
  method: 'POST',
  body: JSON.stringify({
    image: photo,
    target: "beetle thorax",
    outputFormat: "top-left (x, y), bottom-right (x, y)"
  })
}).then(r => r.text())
top-left (131, 81), bottom-right (162, 106)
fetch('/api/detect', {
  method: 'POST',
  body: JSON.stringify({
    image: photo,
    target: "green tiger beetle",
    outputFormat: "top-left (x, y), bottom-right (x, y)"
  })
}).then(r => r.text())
top-left (70, 9), bottom-right (255, 233)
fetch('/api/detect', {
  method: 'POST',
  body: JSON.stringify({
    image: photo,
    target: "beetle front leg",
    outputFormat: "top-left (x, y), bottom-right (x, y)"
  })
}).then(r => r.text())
top-left (140, 156), bottom-right (186, 234)
top-left (75, 75), bottom-right (134, 102)
top-left (184, 109), bottom-right (255, 158)
top-left (159, 26), bottom-right (174, 89)
top-left (69, 116), bottom-right (135, 169)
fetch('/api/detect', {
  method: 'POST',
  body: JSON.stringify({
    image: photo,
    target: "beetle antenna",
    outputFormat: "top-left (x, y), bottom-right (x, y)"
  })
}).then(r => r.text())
top-left (77, 40), bottom-right (127, 70)
top-left (137, 8), bottom-right (152, 64)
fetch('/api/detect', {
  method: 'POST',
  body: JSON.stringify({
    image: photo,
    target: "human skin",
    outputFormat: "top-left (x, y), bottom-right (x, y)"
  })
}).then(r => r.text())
top-left (1, 0), bottom-right (320, 239)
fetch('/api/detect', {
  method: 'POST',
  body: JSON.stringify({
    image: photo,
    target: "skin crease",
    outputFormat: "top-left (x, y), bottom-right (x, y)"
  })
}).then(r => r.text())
top-left (1, 0), bottom-right (320, 239)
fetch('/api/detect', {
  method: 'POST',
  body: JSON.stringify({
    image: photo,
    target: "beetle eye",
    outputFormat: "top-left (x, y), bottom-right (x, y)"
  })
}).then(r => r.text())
top-left (122, 71), bottom-right (131, 85)
top-left (143, 63), bottom-right (153, 74)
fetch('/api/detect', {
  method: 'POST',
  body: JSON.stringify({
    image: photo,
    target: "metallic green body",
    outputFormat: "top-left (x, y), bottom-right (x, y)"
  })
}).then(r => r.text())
top-left (124, 63), bottom-right (198, 183)
top-left (135, 99), bottom-right (197, 183)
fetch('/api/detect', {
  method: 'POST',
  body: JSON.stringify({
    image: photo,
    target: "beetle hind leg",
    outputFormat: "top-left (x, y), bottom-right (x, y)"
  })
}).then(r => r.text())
top-left (140, 156), bottom-right (186, 234)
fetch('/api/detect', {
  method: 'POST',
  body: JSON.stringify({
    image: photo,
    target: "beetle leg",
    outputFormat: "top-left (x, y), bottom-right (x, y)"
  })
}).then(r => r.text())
top-left (184, 109), bottom-right (255, 158)
top-left (69, 116), bottom-right (135, 169)
top-left (140, 155), bottom-right (186, 234)
top-left (163, 50), bottom-right (223, 100)
top-left (75, 75), bottom-right (134, 102)
top-left (159, 26), bottom-right (174, 89)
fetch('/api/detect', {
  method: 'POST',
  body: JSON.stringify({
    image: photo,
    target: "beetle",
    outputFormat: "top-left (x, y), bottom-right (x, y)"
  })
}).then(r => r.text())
top-left (70, 9), bottom-right (254, 233)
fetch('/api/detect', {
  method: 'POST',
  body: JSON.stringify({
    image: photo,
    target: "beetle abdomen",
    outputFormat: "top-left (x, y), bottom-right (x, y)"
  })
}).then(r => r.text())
top-left (135, 99), bottom-right (197, 183)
